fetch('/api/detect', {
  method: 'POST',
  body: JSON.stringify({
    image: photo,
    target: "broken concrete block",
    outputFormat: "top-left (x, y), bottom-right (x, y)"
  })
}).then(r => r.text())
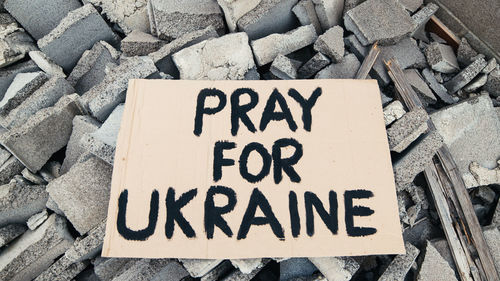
top-left (404, 69), bottom-right (437, 106)
top-left (121, 30), bottom-right (163, 56)
top-left (483, 227), bottom-right (500, 273)
top-left (0, 60), bottom-right (39, 96)
top-left (38, 4), bottom-right (120, 72)
top-left (221, 261), bottom-right (269, 281)
top-left (430, 94), bottom-right (500, 188)
top-left (148, 0), bottom-right (224, 41)
top-left (230, 259), bottom-right (263, 275)
top-left (457, 38), bottom-right (478, 67)
top-left (469, 161), bottom-right (500, 187)
top-left (149, 26), bottom-right (218, 77)
top-left (297, 52), bottom-right (330, 78)
top-left (312, 0), bottom-right (344, 31)
top-left (309, 257), bottom-right (360, 281)
top-left (482, 58), bottom-right (497, 74)
top-left (463, 74), bottom-right (487, 92)
top-left (61, 116), bottom-right (101, 174)
top-left (1, 76), bottom-right (75, 130)
top-left (22, 168), bottom-right (47, 185)
top-left (425, 42), bottom-right (459, 73)
top-left (28, 51), bottom-right (65, 77)
top-left (384, 100), bottom-right (406, 126)
top-left (86, 0), bottom-right (149, 34)
top-left (46, 155), bottom-right (112, 235)
top-left (421, 68), bottom-right (456, 104)
top-left (179, 259), bottom-right (223, 277)
top-left (93, 258), bottom-right (136, 281)
top-left (399, 0), bottom-right (423, 13)
top-left (0, 157), bottom-right (24, 185)
top-left (344, 34), bottom-right (367, 60)
top-left (4, 0), bottom-right (81, 40)
top-left (200, 260), bottom-right (233, 281)
top-left (313, 25), bottom-right (344, 62)
top-left (0, 214), bottom-right (74, 281)
top-left (34, 255), bottom-right (88, 281)
top-left (344, 0), bottom-right (415, 46)
top-left (65, 220), bottom-right (105, 262)
top-left (237, 0), bottom-right (299, 40)
top-left (0, 14), bottom-right (37, 68)
top-left (251, 25), bottom-right (317, 66)
top-left (379, 243), bottom-right (420, 281)
top-left (0, 180), bottom-right (48, 227)
top-left (0, 224), bottom-right (26, 247)
top-left (0, 72), bottom-right (48, 116)
top-left (280, 258), bottom-right (317, 281)
top-left (173, 32), bottom-right (257, 80)
top-left (315, 53), bottom-right (360, 79)
top-left (27, 209), bottom-right (48, 230)
top-left (80, 104), bottom-right (122, 165)
top-left (418, 242), bottom-right (458, 281)
top-left (403, 217), bottom-right (441, 248)
top-left (218, 0), bottom-right (261, 32)
top-left (492, 200), bottom-right (500, 227)
top-left (387, 108), bottom-right (429, 153)
top-left (67, 41), bottom-right (120, 95)
top-left (0, 94), bottom-right (82, 172)
top-left (474, 186), bottom-right (496, 205)
top-left (393, 130), bottom-right (443, 185)
top-left (445, 57), bottom-right (487, 94)
top-left (83, 56), bottom-right (156, 121)
top-left (270, 54), bottom-right (302, 79)
top-left (0, 147), bottom-right (10, 168)
top-left (292, 0), bottom-right (322, 34)
top-left (411, 3), bottom-right (438, 41)
top-left (484, 68), bottom-right (500, 97)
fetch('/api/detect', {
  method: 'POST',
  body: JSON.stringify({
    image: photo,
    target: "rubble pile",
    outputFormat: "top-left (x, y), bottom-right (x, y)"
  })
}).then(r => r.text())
top-left (0, 0), bottom-right (499, 280)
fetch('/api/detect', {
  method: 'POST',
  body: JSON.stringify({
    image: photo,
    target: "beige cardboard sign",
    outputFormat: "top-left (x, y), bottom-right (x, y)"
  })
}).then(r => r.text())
top-left (102, 79), bottom-right (405, 259)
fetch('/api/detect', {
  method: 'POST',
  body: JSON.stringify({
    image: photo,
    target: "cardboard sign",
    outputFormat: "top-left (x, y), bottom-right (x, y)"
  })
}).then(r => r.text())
top-left (102, 79), bottom-right (405, 259)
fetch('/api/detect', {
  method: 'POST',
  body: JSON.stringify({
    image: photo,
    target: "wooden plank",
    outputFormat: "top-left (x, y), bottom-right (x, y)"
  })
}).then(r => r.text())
top-left (355, 43), bottom-right (380, 79)
top-left (426, 15), bottom-right (460, 50)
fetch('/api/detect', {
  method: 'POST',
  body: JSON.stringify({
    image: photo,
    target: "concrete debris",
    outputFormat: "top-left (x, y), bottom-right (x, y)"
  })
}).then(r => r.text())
top-left (0, 13), bottom-right (37, 68)
top-left (379, 243), bottom-right (419, 281)
top-left (0, 157), bottom-right (24, 185)
top-left (148, 0), bottom-right (224, 41)
top-left (344, 0), bottom-right (415, 46)
top-left (221, 259), bottom-right (269, 281)
top-left (425, 42), bottom-right (459, 73)
top-left (0, 71), bottom-right (48, 116)
top-left (411, 3), bottom-right (438, 41)
top-left (37, 4), bottom-right (120, 72)
top-left (34, 255), bottom-right (88, 281)
top-left (456, 38), bottom-right (478, 67)
top-left (93, 257), bottom-right (135, 281)
top-left (201, 260), bottom-right (234, 281)
top-left (297, 52), bottom-right (330, 78)
top-left (344, 34), bottom-right (367, 60)
top-left (482, 58), bottom-right (497, 74)
top-left (251, 24), bottom-right (317, 66)
top-left (484, 68), bottom-right (500, 97)
top-left (292, 0), bottom-right (322, 34)
top-left (309, 257), bottom-right (360, 281)
top-left (4, 0), bottom-right (81, 40)
top-left (417, 241), bottom-right (457, 281)
top-left (312, 0), bottom-right (344, 31)
top-left (218, 0), bottom-right (261, 33)
top-left (270, 54), bottom-right (302, 79)
top-left (82, 56), bottom-right (156, 121)
top-left (1, 76), bottom-right (75, 130)
top-left (280, 258), bottom-right (317, 281)
top-left (61, 116), bottom-right (101, 174)
top-left (315, 53), bottom-right (360, 79)
top-left (0, 60), bottom-right (39, 96)
top-left (421, 68), bottom-right (456, 104)
top-left (404, 69), bottom-right (437, 106)
top-left (463, 74), bottom-right (488, 92)
top-left (492, 200), bottom-right (500, 227)
top-left (27, 209), bottom-right (48, 230)
top-left (482, 227), bottom-right (500, 274)
top-left (85, 0), bottom-right (149, 34)
top-left (474, 186), bottom-right (496, 205)
top-left (313, 25), bottom-right (344, 62)
top-left (65, 221), bottom-right (106, 262)
top-left (445, 57), bottom-right (487, 94)
top-left (21, 168), bottom-right (46, 185)
top-left (0, 94), bottom-right (82, 172)
top-left (173, 32), bottom-right (257, 80)
top-left (28, 51), bottom-right (66, 77)
top-left (387, 108), bottom-right (429, 153)
top-left (403, 217), bottom-right (441, 248)
top-left (0, 147), bottom-right (10, 168)
top-left (46, 155), bottom-right (112, 235)
top-left (179, 259), bottom-right (223, 277)
top-left (393, 130), bottom-right (443, 185)
top-left (384, 100), bottom-right (406, 126)
top-left (0, 224), bottom-right (26, 248)
top-left (469, 161), bottom-right (500, 186)
top-left (67, 41), bottom-right (120, 95)
top-left (80, 104), bottom-right (123, 165)
top-left (399, 0), bottom-right (423, 13)
top-left (0, 214), bottom-right (74, 281)
top-left (237, 0), bottom-right (299, 40)
top-left (430, 94), bottom-right (500, 188)
top-left (230, 259), bottom-right (263, 274)
top-left (121, 30), bottom-right (164, 56)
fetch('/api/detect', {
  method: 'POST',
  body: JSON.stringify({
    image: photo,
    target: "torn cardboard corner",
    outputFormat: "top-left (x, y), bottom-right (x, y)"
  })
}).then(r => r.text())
top-left (102, 79), bottom-right (405, 259)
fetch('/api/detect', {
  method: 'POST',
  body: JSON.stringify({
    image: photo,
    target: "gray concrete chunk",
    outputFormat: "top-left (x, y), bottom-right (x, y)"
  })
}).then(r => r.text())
top-left (0, 72), bottom-right (48, 116)
top-left (297, 52), bottom-right (330, 78)
top-left (313, 25), bottom-right (344, 63)
top-left (384, 100), bottom-right (406, 126)
top-left (0, 157), bottom-right (24, 185)
top-left (292, 0), bottom-right (322, 34)
top-left (315, 53), bottom-right (360, 79)
top-left (457, 38), bottom-right (478, 67)
top-left (312, 0), bottom-right (344, 31)
top-left (344, 0), bottom-right (415, 46)
top-left (404, 69), bottom-right (437, 106)
top-left (485, 68), bottom-right (500, 97)
top-left (270, 54), bottom-right (302, 79)
top-left (0, 14), bottom-right (37, 68)
top-left (218, 0), bottom-right (261, 32)
top-left (411, 3), bottom-right (438, 41)
top-left (387, 108), bottom-right (429, 153)
top-left (46, 155), bottom-right (112, 235)
top-left (86, 0), bottom-right (149, 34)
top-left (0, 214), bottom-right (74, 281)
top-left (179, 259), bottom-right (223, 277)
top-left (0, 224), bottom-right (26, 247)
top-left (379, 242), bottom-right (420, 281)
top-left (237, 0), bottom-right (299, 40)
top-left (28, 51), bottom-right (66, 77)
top-left (417, 241), bottom-right (457, 281)
top-left (27, 209), bottom-right (48, 230)
top-left (148, 0), bottom-right (224, 41)
top-left (0, 60), bottom-right (39, 97)
top-left (309, 257), bottom-right (360, 281)
top-left (230, 259), bottom-right (263, 274)
top-left (4, 0), bottom-right (81, 40)
top-left (421, 68), bottom-right (455, 104)
top-left (121, 30), bottom-right (164, 56)
top-left (38, 4), bottom-right (120, 72)
top-left (34, 255), bottom-right (88, 281)
top-left (0, 94), bottom-right (82, 172)
top-left (445, 57), bottom-right (487, 94)
top-left (399, 0), bottom-right (423, 13)
top-left (252, 25), bottom-right (317, 66)
top-left (425, 42), bottom-right (459, 74)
